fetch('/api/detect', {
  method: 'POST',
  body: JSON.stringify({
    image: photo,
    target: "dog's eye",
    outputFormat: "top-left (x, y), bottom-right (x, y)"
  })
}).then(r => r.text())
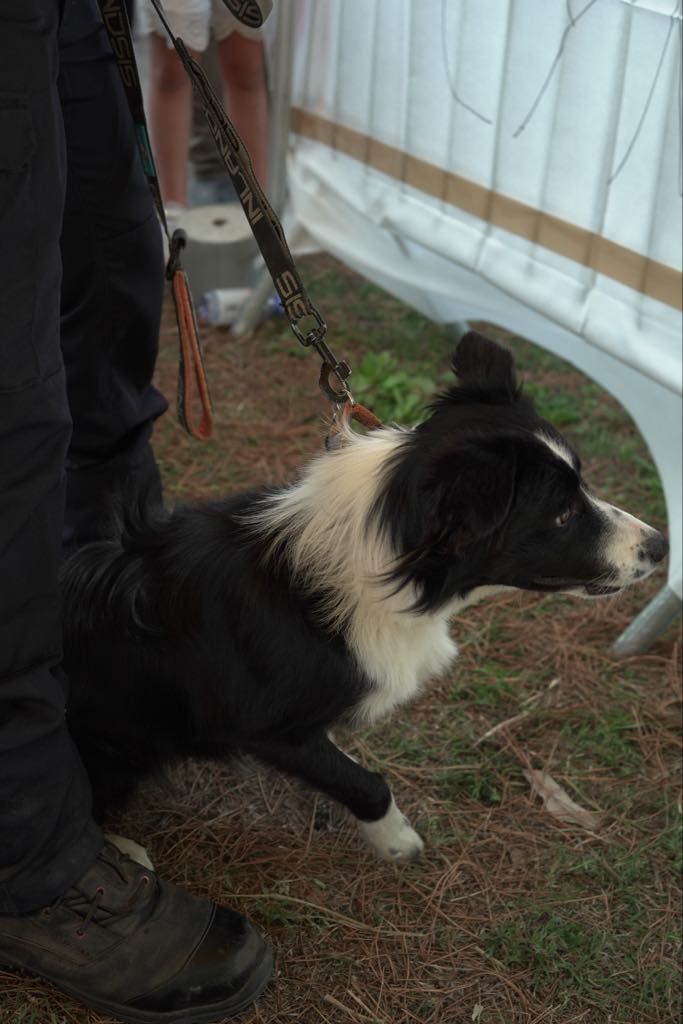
top-left (554, 507), bottom-right (577, 527)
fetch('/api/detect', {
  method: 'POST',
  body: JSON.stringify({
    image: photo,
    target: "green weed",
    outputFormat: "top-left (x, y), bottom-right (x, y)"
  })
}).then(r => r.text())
top-left (384, 735), bottom-right (432, 763)
top-left (451, 662), bottom-right (517, 708)
top-left (560, 707), bottom-right (644, 775)
top-left (437, 744), bottom-right (512, 806)
top-left (483, 911), bottom-right (608, 990)
top-left (485, 839), bottom-right (683, 1012)
top-left (480, 905), bottom-right (680, 1015)
top-left (523, 380), bottom-right (591, 426)
top-left (257, 899), bottom-right (303, 928)
top-left (350, 350), bottom-right (440, 423)
top-left (442, 767), bottom-right (503, 805)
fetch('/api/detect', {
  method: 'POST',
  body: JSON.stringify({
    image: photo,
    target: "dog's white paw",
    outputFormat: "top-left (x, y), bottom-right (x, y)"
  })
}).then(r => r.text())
top-left (357, 798), bottom-right (424, 862)
top-left (106, 832), bottom-right (155, 871)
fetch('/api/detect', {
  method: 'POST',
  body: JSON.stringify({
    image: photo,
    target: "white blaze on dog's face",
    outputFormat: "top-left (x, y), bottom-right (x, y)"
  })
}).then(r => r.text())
top-left (371, 332), bottom-right (669, 609)
top-left (534, 432), bottom-right (668, 597)
top-left (584, 497), bottom-right (668, 594)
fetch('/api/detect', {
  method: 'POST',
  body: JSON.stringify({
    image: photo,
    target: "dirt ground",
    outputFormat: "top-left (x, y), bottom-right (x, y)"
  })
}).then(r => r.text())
top-left (2, 255), bottom-right (681, 1024)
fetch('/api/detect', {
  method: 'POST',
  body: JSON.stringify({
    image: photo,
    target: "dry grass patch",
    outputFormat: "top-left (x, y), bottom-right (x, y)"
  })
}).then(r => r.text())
top-left (2, 256), bottom-right (680, 1024)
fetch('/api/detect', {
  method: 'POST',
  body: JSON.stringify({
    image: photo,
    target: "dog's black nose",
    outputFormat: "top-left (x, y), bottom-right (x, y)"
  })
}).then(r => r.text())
top-left (640, 531), bottom-right (669, 564)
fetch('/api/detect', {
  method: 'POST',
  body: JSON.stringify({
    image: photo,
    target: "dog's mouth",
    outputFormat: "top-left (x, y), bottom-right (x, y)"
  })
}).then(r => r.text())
top-left (533, 576), bottom-right (623, 597)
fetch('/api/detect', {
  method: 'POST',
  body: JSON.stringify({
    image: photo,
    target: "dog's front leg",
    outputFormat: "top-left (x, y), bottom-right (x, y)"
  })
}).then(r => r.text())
top-left (243, 733), bottom-right (424, 862)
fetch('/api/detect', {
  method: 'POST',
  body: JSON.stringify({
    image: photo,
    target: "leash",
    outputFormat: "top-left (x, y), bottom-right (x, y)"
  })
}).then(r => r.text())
top-left (100, 0), bottom-right (382, 441)
top-left (100, 0), bottom-right (214, 440)
top-left (324, 398), bottom-right (384, 451)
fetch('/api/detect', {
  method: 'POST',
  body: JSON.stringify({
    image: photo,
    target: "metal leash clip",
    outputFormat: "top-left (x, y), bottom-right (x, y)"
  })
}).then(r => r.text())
top-left (165, 228), bottom-right (188, 280)
top-left (289, 306), bottom-right (354, 405)
top-left (318, 361), bottom-right (353, 405)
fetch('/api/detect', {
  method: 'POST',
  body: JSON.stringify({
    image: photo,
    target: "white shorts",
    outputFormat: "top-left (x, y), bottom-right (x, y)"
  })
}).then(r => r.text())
top-left (137, 0), bottom-right (262, 51)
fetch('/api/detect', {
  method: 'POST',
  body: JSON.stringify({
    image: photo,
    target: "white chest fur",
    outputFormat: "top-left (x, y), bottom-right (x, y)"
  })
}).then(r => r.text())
top-left (246, 427), bottom-right (463, 725)
top-left (351, 607), bottom-right (458, 725)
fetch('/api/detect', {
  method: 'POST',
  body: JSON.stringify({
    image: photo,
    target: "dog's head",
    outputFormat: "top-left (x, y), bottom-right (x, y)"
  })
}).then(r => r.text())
top-left (378, 331), bottom-right (668, 610)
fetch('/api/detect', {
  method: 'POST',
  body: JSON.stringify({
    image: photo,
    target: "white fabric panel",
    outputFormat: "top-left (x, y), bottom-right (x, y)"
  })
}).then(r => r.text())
top-left (287, 0), bottom-right (682, 598)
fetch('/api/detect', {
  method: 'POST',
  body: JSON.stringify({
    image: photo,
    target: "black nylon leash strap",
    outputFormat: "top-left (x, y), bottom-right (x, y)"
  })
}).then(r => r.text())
top-left (145, 0), bottom-right (353, 402)
top-left (99, 0), bottom-right (353, 407)
top-left (99, 0), bottom-right (169, 239)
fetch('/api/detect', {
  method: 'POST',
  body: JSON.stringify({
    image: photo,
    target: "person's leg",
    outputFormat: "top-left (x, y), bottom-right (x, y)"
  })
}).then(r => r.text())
top-left (59, 6), bottom-right (170, 550)
top-left (216, 30), bottom-right (269, 189)
top-left (139, 0), bottom-right (210, 208)
top-left (0, 5), bottom-right (272, 1015)
top-left (147, 33), bottom-right (196, 208)
top-left (0, 0), bottom-right (102, 916)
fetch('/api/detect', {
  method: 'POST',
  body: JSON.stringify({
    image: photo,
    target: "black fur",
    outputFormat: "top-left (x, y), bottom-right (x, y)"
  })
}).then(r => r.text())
top-left (62, 493), bottom-right (382, 819)
top-left (61, 331), bottom-right (665, 837)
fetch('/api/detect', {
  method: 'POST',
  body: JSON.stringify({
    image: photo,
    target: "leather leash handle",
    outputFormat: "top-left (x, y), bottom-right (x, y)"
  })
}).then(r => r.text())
top-left (171, 267), bottom-right (214, 442)
top-left (325, 402), bottom-right (383, 450)
top-left (350, 403), bottom-right (383, 431)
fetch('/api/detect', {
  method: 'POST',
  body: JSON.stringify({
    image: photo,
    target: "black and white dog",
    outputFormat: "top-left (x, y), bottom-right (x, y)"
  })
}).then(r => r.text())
top-left (62, 332), bottom-right (668, 861)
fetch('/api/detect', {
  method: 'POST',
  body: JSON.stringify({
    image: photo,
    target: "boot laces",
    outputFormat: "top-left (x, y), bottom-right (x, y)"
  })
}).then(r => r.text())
top-left (43, 846), bottom-right (152, 937)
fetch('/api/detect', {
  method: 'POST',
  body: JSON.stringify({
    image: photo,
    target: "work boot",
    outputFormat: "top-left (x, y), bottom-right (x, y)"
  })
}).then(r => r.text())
top-left (0, 841), bottom-right (272, 1023)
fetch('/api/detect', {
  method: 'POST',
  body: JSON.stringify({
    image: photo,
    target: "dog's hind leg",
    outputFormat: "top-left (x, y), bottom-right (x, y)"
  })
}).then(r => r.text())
top-left (243, 733), bottom-right (424, 862)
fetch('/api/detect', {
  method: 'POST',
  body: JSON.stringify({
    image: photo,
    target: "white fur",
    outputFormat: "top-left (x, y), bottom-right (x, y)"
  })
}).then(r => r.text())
top-left (590, 496), bottom-right (661, 586)
top-left (357, 797), bottom-right (424, 861)
top-left (536, 431), bottom-right (575, 468)
top-left (537, 431), bottom-right (662, 591)
top-left (246, 425), bottom-right (462, 726)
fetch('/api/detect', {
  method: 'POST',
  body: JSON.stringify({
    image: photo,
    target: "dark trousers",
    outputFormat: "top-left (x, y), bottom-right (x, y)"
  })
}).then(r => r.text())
top-left (0, 0), bottom-right (168, 914)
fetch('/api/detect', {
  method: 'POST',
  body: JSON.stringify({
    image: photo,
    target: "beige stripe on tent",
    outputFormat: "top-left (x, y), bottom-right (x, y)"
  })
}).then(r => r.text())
top-left (292, 109), bottom-right (682, 313)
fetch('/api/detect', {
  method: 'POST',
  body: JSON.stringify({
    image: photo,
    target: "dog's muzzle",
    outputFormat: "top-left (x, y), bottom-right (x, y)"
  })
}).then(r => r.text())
top-left (639, 531), bottom-right (669, 566)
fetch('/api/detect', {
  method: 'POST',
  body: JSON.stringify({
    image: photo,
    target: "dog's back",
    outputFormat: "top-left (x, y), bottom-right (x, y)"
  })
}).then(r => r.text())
top-left (60, 495), bottom-right (368, 816)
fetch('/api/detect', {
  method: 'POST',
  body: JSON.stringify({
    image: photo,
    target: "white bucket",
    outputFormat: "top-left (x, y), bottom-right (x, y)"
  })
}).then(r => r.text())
top-left (175, 203), bottom-right (257, 297)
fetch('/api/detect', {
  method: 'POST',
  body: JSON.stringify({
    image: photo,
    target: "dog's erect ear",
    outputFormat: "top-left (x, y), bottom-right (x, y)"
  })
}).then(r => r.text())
top-left (427, 439), bottom-right (517, 549)
top-left (451, 331), bottom-right (518, 403)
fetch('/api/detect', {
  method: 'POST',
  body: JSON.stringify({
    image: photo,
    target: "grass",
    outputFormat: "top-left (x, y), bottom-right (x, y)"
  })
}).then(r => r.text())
top-left (482, 828), bottom-right (681, 1015)
top-left (559, 706), bottom-right (645, 774)
top-left (347, 349), bottom-right (444, 423)
top-left (2, 254), bottom-right (680, 1024)
top-left (3, 1013), bottom-right (62, 1024)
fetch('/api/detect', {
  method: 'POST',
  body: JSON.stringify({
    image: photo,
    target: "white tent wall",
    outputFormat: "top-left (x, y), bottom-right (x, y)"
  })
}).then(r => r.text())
top-left (276, 0), bottom-right (682, 647)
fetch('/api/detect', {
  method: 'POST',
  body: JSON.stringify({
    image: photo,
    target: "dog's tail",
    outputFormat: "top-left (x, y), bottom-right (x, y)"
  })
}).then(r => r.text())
top-left (60, 499), bottom-right (168, 651)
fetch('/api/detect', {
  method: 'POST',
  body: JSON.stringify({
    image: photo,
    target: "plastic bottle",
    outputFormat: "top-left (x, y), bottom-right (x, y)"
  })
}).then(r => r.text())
top-left (198, 289), bottom-right (285, 327)
top-left (264, 294), bottom-right (284, 317)
top-left (198, 288), bottom-right (252, 326)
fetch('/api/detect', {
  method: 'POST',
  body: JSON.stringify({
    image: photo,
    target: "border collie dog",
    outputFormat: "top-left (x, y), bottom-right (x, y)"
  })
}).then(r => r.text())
top-left (62, 333), bottom-right (668, 861)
